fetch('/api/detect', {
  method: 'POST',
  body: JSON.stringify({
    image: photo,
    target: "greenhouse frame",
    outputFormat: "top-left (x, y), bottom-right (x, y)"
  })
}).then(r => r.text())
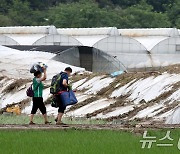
top-left (0, 26), bottom-right (179, 72)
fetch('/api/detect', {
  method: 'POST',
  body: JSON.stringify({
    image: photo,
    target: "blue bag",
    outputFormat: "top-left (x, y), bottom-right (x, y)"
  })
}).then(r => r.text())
top-left (60, 90), bottom-right (78, 107)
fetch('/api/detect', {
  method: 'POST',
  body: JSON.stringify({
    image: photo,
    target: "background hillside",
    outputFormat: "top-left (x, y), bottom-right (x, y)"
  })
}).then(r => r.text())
top-left (0, 0), bottom-right (179, 28)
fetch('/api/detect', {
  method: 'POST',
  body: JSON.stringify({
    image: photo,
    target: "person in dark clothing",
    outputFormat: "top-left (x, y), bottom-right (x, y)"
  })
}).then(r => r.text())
top-left (56, 67), bottom-right (72, 125)
top-left (59, 72), bottom-right (69, 91)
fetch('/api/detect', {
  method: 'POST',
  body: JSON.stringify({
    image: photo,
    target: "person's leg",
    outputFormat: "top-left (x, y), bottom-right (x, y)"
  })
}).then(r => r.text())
top-left (38, 97), bottom-right (51, 124)
top-left (57, 105), bottom-right (66, 124)
top-left (30, 98), bottom-right (38, 124)
top-left (43, 114), bottom-right (51, 124)
top-left (30, 114), bottom-right (34, 122)
top-left (57, 112), bottom-right (63, 123)
top-left (55, 95), bottom-right (61, 122)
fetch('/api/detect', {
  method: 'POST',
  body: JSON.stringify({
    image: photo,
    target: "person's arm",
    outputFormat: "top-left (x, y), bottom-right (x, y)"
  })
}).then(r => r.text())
top-left (40, 68), bottom-right (47, 81)
top-left (62, 74), bottom-right (68, 87)
top-left (62, 79), bottom-right (68, 87)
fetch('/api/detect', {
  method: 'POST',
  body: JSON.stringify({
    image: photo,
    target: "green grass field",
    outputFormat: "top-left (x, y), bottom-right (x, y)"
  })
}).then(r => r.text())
top-left (0, 115), bottom-right (180, 154)
top-left (0, 129), bottom-right (179, 154)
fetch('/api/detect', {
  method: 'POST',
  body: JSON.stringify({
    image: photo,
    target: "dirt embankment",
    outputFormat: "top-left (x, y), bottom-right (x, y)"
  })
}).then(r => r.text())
top-left (0, 77), bottom-right (31, 115)
top-left (1, 64), bottom-right (179, 123)
top-left (0, 76), bottom-right (6, 81)
top-left (0, 98), bottom-right (31, 114)
top-left (2, 78), bottom-right (31, 93)
top-left (72, 64), bottom-right (180, 122)
top-left (68, 97), bottom-right (98, 112)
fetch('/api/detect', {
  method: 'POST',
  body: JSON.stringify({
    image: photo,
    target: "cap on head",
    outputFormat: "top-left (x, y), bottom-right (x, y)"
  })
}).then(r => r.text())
top-left (65, 67), bottom-right (72, 73)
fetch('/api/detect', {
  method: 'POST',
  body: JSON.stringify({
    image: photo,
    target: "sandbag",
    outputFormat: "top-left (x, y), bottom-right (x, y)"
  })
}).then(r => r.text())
top-left (30, 62), bottom-right (47, 73)
top-left (60, 90), bottom-right (78, 107)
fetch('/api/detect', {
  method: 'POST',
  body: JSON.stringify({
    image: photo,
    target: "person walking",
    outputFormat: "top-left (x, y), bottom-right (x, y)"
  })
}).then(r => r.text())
top-left (29, 68), bottom-right (51, 125)
top-left (55, 67), bottom-right (72, 125)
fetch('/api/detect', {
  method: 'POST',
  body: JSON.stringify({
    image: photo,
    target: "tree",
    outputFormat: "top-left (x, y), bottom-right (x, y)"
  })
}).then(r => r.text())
top-left (8, 0), bottom-right (35, 25)
top-left (96, 0), bottom-right (113, 8)
top-left (118, 0), bottom-right (171, 28)
top-left (0, 14), bottom-right (13, 26)
top-left (0, 0), bottom-right (177, 28)
top-left (110, 0), bottom-right (141, 8)
top-left (147, 0), bottom-right (175, 12)
top-left (167, 0), bottom-right (180, 28)
top-left (47, 0), bottom-right (121, 28)
top-left (0, 0), bottom-right (13, 14)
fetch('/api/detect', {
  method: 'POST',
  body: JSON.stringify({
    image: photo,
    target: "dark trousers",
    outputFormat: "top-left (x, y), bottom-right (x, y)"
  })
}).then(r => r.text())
top-left (31, 97), bottom-right (46, 115)
top-left (57, 95), bottom-right (66, 113)
top-left (58, 102), bottom-right (66, 113)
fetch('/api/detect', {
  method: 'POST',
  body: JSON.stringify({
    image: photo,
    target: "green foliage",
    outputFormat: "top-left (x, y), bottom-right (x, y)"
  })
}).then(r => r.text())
top-left (120, 1), bottom-right (171, 28)
top-left (167, 0), bottom-right (180, 28)
top-left (110, 0), bottom-right (141, 8)
top-left (47, 1), bottom-right (121, 28)
top-left (0, 0), bottom-right (178, 28)
top-left (7, 0), bottom-right (48, 26)
top-left (47, 0), bottom-right (171, 28)
top-left (0, 14), bottom-right (13, 26)
top-left (8, 0), bottom-right (33, 25)
top-left (0, 0), bottom-right (13, 14)
top-left (147, 0), bottom-right (175, 12)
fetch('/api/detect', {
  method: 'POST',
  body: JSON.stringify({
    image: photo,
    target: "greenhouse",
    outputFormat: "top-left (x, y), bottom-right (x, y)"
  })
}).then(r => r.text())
top-left (150, 37), bottom-right (180, 66)
top-left (0, 26), bottom-right (58, 45)
top-left (118, 28), bottom-right (180, 69)
top-left (57, 27), bottom-right (119, 46)
top-left (0, 35), bottom-right (19, 45)
top-left (53, 46), bottom-right (126, 73)
top-left (57, 27), bottom-right (180, 71)
top-left (1, 26), bottom-right (180, 72)
top-left (93, 36), bottom-right (149, 70)
top-left (33, 34), bottom-right (82, 46)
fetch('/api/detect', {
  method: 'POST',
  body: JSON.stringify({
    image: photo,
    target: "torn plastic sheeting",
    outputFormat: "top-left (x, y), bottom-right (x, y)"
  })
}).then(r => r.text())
top-left (111, 70), bottom-right (124, 77)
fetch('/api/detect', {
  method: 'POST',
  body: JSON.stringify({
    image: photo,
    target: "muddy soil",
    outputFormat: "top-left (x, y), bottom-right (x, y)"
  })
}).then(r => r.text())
top-left (0, 124), bottom-right (179, 131)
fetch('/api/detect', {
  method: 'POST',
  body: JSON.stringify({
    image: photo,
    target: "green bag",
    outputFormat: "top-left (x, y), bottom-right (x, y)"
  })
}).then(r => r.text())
top-left (50, 73), bottom-right (62, 94)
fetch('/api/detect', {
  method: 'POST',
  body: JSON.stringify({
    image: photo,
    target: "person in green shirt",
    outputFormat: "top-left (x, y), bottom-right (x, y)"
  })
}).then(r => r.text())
top-left (29, 68), bottom-right (51, 125)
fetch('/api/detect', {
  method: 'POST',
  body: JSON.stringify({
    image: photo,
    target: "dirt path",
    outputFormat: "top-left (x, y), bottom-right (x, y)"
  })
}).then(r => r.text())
top-left (0, 124), bottom-right (179, 131)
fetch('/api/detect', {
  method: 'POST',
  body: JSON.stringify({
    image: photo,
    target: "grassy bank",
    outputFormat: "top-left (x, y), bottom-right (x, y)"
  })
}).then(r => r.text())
top-left (0, 129), bottom-right (179, 154)
top-left (0, 114), bottom-right (106, 125)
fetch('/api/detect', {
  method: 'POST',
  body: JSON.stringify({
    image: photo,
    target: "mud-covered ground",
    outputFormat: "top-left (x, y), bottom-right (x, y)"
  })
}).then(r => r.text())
top-left (0, 124), bottom-right (179, 132)
top-left (0, 64), bottom-right (180, 125)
